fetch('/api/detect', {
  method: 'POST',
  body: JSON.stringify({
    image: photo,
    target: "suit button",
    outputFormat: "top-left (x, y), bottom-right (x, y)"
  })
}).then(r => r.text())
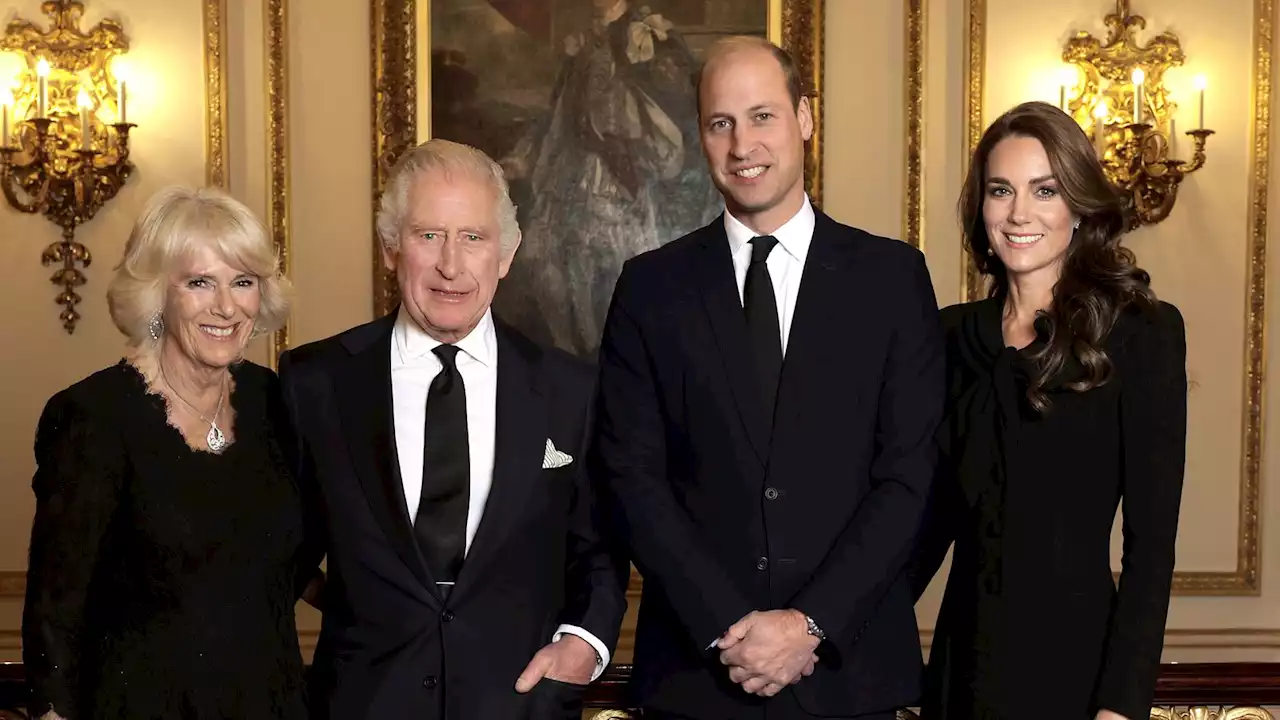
top-left (764, 487), bottom-right (779, 500)
top-left (423, 676), bottom-right (438, 689)
top-left (441, 610), bottom-right (454, 622)
top-left (756, 557), bottom-right (769, 571)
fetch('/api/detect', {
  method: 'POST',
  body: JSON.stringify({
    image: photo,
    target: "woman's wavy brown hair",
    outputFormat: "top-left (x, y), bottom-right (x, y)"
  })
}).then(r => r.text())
top-left (959, 101), bottom-right (1156, 412)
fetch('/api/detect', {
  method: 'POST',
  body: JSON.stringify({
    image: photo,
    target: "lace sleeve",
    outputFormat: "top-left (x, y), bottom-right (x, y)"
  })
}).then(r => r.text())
top-left (22, 390), bottom-right (127, 720)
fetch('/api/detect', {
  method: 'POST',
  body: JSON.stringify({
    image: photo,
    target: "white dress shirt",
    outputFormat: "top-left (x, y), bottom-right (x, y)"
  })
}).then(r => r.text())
top-left (724, 196), bottom-right (816, 355)
top-left (390, 308), bottom-right (609, 679)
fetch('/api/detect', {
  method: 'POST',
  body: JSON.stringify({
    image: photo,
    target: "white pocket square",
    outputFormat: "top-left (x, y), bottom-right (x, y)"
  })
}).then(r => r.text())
top-left (543, 438), bottom-right (574, 469)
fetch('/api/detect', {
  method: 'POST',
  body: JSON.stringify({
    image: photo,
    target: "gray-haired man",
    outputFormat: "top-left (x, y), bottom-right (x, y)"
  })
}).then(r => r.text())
top-left (280, 139), bottom-right (628, 720)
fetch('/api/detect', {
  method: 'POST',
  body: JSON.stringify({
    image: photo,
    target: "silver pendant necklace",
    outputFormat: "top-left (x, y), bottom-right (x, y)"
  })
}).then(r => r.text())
top-left (160, 364), bottom-right (228, 453)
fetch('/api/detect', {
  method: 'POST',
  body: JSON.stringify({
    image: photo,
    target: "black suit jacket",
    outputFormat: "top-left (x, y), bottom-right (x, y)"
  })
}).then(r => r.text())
top-left (591, 211), bottom-right (945, 718)
top-left (279, 313), bottom-right (628, 720)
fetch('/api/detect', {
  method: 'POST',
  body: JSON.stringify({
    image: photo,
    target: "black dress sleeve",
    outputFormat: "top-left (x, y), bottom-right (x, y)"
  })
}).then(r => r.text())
top-left (1094, 302), bottom-right (1188, 719)
top-left (23, 388), bottom-right (127, 720)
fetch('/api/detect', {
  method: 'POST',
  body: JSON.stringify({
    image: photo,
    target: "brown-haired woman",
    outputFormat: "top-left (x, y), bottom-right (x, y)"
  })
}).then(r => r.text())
top-left (912, 101), bottom-right (1187, 720)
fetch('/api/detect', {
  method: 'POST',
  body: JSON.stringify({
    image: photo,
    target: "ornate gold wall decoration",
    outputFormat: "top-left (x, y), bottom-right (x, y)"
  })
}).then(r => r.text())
top-left (1152, 709), bottom-right (1274, 720)
top-left (962, 0), bottom-right (1269, 595)
top-left (266, 0), bottom-right (291, 366)
top-left (962, 0), bottom-right (986, 302)
top-left (204, 0), bottom-right (227, 189)
top-left (0, 0), bottom-right (136, 333)
top-left (1062, 1), bottom-right (1214, 229)
top-left (371, 0), bottom-right (827, 319)
top-left (903, 0), bottom-right (925, 250)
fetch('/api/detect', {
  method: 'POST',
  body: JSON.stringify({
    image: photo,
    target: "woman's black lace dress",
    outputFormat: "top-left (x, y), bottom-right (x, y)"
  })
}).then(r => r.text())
top-left (23, 360), bottom-right (307, 720)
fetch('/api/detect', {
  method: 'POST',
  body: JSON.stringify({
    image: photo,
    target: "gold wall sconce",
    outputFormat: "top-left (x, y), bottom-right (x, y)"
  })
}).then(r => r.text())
top-left (1058, 0), bottom-right (1212, 229)
top-left (1, 0), bottom-right (136, 333)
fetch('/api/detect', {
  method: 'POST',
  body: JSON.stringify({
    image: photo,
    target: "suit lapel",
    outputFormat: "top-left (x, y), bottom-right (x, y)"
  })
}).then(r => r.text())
top-left (775, 211), bottom-right (851, 429)
top-left (333, 315), bottom-right (438, 596)
top-left (450, 323), bottom-right (547, 603)
top-left (693, 219), bottom-right (771, 466)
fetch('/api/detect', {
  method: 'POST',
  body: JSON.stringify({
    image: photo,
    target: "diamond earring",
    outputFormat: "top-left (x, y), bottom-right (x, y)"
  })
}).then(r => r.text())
top-left (148, 313), bottom-right (164, 341)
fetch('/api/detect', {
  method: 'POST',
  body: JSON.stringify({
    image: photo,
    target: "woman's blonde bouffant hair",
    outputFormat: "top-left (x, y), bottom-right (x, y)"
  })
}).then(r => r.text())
top-left (107, 186), bottom-right (291, 353)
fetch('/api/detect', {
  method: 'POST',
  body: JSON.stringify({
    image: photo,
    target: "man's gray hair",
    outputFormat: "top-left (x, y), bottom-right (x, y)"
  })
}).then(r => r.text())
top-left (376, 138), bottom-right (520, 252)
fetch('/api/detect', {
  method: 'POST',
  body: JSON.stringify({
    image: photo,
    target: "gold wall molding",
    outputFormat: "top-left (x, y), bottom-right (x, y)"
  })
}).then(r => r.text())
top-left (962, 0), bottom-right (985, 302)
top-left (960, 0), bottom-right (1269, 595)
top-left (904, 0), bottom-right (926, 250)
top-left (371, 0), bottom-right (826, 318)
top-left (203, 0), bottom-right (227, 188)
top-left (266, 0), bottom-right (291, 366)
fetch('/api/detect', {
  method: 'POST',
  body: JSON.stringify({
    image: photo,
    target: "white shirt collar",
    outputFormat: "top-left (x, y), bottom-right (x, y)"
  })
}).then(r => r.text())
top-left (724, 195), bottom-right (816, 262)
top-left (394, 306), bottom-right (497, 369)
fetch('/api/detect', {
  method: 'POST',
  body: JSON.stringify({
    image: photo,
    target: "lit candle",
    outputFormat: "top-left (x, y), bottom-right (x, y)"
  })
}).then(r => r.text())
top-left (1132, 68), bottom-right (1145, 125)
top-left (0, 88), bottom-right (10, 148)
top-left (1093, 100), bottom-right (1109, 156)
top-left (113, 57), bottom-right (129, 125)
top-left (1194, 74), bottom-right (1207, 129)
top-left (77, 88), bottom-right (91, 150)
top-left (35, 58), bottom-right (49, 119)
top-left (1059, 67), bottom-right (1077, 113)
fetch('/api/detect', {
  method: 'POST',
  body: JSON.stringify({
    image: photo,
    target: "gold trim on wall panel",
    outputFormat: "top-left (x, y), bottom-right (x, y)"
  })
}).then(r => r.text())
top-left (779, 0), bottom-right (824, 209)
top-left (904, 0), bottom-right (926, 249)
top-left (204, 0), bottom-right (228, 188)
top-left (961, 0), bottom-right (1268, 595)
top-left (370, 0), bottom-right (416, 319)
top-left (266, 0), bottom-right (291, 366)
top-left (961, 0), bottom-right (985, 302)
top-left (1168, 0), bottom-right (1271, 596)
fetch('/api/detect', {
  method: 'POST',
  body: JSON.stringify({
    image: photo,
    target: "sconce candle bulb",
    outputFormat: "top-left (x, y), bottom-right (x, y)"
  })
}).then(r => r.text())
top-left (1131, 67), bottom-right (1145, 124)
top-left (76, 88), bottom-right (91, 150)
top-left (1194, 74), bottom-right (1207, 129)
top-left (0, 88), bottom-right (10, 148)
top-left (35, 57), bottom-right (48, 118)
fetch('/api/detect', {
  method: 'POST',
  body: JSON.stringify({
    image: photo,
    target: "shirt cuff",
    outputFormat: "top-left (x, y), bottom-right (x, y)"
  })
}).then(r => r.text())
top-left (552, 624), bottom-right (610, 682)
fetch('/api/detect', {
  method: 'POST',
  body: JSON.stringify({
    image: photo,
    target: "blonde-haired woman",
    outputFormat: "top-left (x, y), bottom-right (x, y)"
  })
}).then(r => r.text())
top-left (23, 186), bottom-right (311, 720)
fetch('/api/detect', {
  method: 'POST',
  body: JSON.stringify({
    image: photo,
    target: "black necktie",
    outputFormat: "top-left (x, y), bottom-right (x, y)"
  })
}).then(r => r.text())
top-left (744, 235), bottom-right (783, 421)
top-left (415, 344), bottom-right (469, 593)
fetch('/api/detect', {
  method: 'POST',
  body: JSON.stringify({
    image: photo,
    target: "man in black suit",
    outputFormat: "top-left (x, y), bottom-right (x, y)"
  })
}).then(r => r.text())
top-left (591, 37), bottom-right (945, 719)
top-left (280, 139), bottom-right (628, 719)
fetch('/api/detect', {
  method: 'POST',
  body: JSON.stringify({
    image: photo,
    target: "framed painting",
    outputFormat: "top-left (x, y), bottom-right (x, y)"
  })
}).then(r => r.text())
top-left (373, 0), bottom-right (824, 356)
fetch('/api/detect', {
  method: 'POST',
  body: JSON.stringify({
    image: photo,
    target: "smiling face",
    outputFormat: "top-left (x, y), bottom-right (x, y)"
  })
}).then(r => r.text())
top-left (698, 45), bottom-right (812, 234)
top-left (163, 241), bottom-right (261, 371)
top-left (382, 169), bottom-right (519, 344)
top-left (982, 134), bottom-right (1078, 284)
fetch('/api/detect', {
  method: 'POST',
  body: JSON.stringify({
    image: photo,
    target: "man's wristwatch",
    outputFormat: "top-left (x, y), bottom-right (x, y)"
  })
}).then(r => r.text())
top-left (804, 614), bottom-right (826, 642)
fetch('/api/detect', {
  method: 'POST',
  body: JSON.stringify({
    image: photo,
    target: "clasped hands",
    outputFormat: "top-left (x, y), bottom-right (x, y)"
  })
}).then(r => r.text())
top-left (716, 609), bottom-right (819, 697)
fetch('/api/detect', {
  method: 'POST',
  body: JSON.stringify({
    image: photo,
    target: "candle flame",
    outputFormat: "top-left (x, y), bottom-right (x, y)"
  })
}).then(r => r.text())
top-left (76, 88), bottom-right (92, 109)
top-left (1093, 100), bottom-right (1109, 119)
top-left (1132, 68), bottom-right (1145, 86)
top-left (0, 88), bottom-right (11, 107)
top-left (1194, 74), bottom-right (1207, 91)
top-left (36, 58), bottom-right (50, 78)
